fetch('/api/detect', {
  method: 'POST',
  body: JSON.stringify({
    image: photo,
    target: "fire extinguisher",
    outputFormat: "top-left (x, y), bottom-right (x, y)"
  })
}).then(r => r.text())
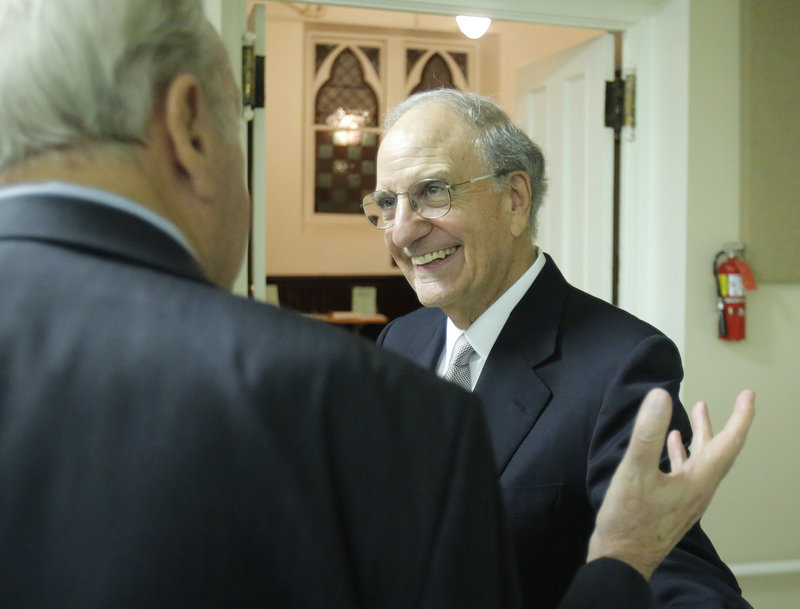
top-left (713, 243), bottom-right (757, 341)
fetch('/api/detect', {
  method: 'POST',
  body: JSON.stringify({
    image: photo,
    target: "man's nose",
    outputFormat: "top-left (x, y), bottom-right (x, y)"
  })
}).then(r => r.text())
top-left (389, 195), bottom-right (431, 248)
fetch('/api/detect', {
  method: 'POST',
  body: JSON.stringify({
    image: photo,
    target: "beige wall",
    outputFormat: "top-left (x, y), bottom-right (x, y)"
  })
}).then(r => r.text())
top-left (260, 2), bottom-right (600, 276)
top-left (740, 0), bottom-right (800, 282)
top-left (684, 0), bottom-right (800, 605)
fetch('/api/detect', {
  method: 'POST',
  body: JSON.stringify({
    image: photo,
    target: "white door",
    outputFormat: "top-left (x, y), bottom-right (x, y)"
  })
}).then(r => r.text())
top-left (247, 3), bottom-right (268, 302)
top-left (516, 34), bottom-right (615, 303)
top-left (204, 0), bottom-right (267, 300)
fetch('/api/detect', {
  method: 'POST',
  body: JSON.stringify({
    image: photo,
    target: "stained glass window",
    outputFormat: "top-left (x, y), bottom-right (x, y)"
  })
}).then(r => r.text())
top-left (359, 46), bottom-right (381, 76)
top-left (314, 45), bottom-right (380, 214)
top-left (410, 53), bottom-right (456, 94)
top-left (314, 131), bottom-right (378, 214)
top-left (308, 34), bottom-right (475, 219)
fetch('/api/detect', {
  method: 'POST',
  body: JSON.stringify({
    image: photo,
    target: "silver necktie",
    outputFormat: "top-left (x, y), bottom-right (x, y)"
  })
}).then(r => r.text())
top-left (444, 334), bottom-right (475, 391)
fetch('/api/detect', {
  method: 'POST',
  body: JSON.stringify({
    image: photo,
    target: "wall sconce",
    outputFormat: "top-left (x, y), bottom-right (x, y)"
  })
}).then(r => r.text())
top-left (456, 15), bottom-right (491, 39)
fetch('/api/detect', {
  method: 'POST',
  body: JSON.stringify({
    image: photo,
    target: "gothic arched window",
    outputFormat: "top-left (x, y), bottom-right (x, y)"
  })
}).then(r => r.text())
top-left (313, 46), bottom-right (380, 214)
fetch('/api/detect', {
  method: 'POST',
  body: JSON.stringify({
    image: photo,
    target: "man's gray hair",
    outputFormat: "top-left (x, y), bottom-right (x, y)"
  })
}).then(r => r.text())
top-left (384, 89), bottom-right (547, 238)
top-left (0, 0), bottom-right (232, 170)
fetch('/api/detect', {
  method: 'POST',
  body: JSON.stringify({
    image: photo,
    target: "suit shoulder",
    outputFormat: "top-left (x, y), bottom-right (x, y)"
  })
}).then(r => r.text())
top-left (563, 284), bottom-right (668, 341)
top-left (378, 305), bottom-right (443, 349)
top-left (198, 291), bottom-right (478, 422)
top-left (384, 305), bottom-right (443, 331)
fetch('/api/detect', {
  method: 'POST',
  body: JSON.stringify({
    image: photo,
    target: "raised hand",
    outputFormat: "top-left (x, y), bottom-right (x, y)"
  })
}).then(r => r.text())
top-left (587, 388), bottom-right (755, 579)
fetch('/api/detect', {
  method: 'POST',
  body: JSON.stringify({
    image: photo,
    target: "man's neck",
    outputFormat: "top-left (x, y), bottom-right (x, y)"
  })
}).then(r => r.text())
top-left (444, 244), bottom-right (537, 329)
top-left (2, 148), bottom-right (153, 207)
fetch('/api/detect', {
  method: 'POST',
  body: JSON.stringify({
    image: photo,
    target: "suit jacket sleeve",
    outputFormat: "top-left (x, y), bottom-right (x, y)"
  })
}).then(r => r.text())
top-left (558, 559), bottom-right (653, 609)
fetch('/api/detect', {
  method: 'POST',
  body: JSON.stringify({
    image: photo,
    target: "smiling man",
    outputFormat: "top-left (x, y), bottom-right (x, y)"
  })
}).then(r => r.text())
top-left (369, 102), bottom-right (537, 329)
top-left (373, 89), bottom-right (753, 609)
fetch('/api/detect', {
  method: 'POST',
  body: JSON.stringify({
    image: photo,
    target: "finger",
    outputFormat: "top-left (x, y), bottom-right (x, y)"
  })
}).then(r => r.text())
top-left (620, 388), bottom-right (673, 473)
top-left (716, 389), bottom-right (756, 455)
top-left (698, 390), bottom-right (756, 485)
top-left (666, 429), bottom-right (687, 471)
top-left (690, 401), bottom-right (712, 452)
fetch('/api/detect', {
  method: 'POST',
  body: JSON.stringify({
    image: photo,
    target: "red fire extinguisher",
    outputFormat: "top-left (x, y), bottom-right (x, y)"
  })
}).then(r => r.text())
top-left (713, 243), bottom-right (757, 341)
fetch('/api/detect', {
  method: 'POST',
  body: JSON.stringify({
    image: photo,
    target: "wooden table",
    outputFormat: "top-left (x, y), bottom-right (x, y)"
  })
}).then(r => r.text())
top-left (305, 311), bottom-right (389, 335)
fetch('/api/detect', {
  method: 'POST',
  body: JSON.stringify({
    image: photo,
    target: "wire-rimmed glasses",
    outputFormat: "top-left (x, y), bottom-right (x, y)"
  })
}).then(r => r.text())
top-left (361, 170), bottom-right (509, 229)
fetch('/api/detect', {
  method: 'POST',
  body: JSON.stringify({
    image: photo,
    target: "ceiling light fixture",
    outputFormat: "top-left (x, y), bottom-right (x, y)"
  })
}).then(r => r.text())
top-left (456, 15), bottom-right (491, 40)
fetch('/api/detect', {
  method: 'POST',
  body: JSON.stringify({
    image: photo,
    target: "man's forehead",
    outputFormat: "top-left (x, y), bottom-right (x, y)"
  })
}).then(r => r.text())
top-left (386, 102), bottom-right (467, 141)
top-left (378, 105), bottom-right (476, 174)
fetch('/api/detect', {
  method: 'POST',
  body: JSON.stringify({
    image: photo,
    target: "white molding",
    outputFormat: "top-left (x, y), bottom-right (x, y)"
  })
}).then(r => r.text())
top-left (730, 559), bottom-right (800, 578)
top-left (290, 0), bottom-right (662, 30)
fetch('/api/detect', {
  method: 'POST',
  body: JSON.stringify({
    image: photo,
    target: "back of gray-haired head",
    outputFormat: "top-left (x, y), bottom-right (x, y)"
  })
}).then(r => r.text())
top-left (383, 89), bottom-right (547, 239)
top-left (0, 0), bottom-right (230, 171)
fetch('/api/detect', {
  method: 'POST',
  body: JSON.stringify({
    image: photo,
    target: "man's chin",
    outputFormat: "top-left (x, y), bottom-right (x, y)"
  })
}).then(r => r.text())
top-left (413, 282), bottom-right (453, 310)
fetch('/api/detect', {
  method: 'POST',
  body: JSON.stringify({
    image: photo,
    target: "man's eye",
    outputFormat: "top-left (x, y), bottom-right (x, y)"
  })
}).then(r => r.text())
top-left (420, 181), bottom-right (447, 199)
top-left (375, 194), bottom-right (397, 210)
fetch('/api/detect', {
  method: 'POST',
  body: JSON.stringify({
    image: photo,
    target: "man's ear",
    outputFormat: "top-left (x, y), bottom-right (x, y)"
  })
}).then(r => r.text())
top-left (507, 171), bottom-right (532, 237)
top-left (163, 74), bottom-right (216, 200)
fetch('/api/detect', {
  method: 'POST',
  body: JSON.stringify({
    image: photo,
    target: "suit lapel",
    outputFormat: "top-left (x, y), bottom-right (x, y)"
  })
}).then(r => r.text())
top-left (386, 306), bottom-right (447, 370)
top-left (475, 255), bottom-right (569, 473)
top-left (415, 319), bottom-right (446, 370)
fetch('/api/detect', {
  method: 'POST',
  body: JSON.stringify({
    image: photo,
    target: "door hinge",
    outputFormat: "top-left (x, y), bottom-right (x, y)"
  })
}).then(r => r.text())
top-left (605, 69), bottom-right (636, 135)
top-left (242, 31), bottom-right (265, 116)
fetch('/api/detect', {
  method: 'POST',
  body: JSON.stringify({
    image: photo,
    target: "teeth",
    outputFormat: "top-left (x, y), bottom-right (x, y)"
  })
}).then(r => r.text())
top-left (411, 247), bottom-right (458, 266)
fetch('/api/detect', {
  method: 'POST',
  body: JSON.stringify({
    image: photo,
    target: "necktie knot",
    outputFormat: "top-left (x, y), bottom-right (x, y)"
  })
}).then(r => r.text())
top-left (444, 334), bottom-right (475, 391)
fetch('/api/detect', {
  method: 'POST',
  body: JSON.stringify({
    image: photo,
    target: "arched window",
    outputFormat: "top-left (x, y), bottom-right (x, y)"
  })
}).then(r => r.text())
top-left (410, 53), bottom-right (455, 94)
top-left (313, 45), bottom-right (381, 214)
top-left (407, 49), bottom-right (469, 95)
top-left (307, 32), bottom-right (476, 220)
top-left (315, 48), bottom-right (379, 126)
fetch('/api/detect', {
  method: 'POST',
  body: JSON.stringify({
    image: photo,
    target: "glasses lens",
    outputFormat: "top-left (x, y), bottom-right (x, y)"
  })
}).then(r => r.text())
top-left (408, 179), bottom-right (451, 219)
top-left (362, 191), bottom-right (397, 228)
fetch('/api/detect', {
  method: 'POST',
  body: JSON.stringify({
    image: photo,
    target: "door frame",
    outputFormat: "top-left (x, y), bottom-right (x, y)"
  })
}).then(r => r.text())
top-left (245, 0), bottom-right (691, 352)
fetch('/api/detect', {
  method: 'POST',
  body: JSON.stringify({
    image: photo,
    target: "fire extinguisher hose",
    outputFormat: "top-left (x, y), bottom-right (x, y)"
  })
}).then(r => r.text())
top-left (713, 251), bottom-right (728, 337)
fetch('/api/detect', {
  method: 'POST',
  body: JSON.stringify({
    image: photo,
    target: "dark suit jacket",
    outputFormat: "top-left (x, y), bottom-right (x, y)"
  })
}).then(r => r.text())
top-left (0, 194), bottom-right (652, 608)
top-left (379, 255), bottom-right (750, 609)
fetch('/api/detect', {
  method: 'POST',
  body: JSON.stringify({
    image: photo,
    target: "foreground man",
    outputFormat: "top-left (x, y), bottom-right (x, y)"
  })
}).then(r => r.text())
top-left (0, 1), bottom-right (754, 608)
top-left (373, 89), bottom-right (753, 608)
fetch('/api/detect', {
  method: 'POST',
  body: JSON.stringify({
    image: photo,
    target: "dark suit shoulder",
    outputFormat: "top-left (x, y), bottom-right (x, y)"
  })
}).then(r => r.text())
top-left (561, 284), bottom-right (666, 340)
top-left (377, 305), bottom-right (445, 361)
top-left (380, 304), bottom-right (443, 337)
top-left (180, 288), bottom-right (486, 460)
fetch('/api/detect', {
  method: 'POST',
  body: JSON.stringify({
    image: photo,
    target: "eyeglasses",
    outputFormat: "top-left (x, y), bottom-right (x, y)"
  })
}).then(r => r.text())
top-left (361, 170), bottom-right (509, 229)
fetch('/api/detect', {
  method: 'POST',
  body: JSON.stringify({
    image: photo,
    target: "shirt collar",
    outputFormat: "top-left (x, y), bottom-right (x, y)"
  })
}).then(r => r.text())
top-left (0, 181), bottom-right (195, 256)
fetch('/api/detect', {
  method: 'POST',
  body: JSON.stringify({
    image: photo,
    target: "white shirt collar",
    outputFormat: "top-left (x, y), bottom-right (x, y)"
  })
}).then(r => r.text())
top-left (439, 249), bottom-right (546, 387)
top-left (0, 181), bottom-right (195, 255)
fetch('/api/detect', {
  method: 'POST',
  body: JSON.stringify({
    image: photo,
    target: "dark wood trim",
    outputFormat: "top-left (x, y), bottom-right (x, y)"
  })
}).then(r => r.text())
top-left (266, 274), bottom-right (421, 339)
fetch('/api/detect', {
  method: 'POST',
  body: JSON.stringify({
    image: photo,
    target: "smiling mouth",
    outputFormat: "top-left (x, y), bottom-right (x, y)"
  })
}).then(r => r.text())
top-left (411, 246), bottom-right (459, 266)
